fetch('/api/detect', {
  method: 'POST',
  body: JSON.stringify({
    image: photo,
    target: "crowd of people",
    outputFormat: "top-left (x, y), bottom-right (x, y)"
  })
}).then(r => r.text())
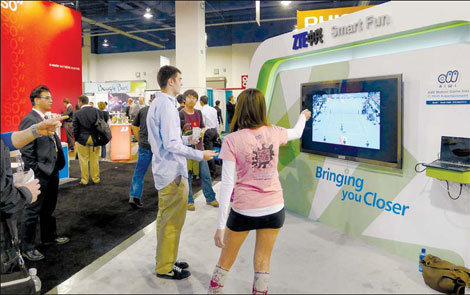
top-left (0, 65), bottom-right (311, 294)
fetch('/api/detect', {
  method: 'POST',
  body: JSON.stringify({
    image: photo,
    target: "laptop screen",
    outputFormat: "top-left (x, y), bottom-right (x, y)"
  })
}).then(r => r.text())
top-left (440, 136), bottom-right (470, 164)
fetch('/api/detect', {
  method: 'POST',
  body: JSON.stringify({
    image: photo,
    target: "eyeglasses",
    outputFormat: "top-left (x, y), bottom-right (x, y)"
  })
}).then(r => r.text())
top-left (38, 96), bottom-right (53, 100)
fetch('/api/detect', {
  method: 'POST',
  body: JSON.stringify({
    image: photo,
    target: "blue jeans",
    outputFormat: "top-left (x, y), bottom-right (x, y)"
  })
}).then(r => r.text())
top-left (188, 160), bottom-right (216, 204)
top-left (129, 147), bottom-right (153, 199)
top-left (101, 144), bottom-right (106, 159)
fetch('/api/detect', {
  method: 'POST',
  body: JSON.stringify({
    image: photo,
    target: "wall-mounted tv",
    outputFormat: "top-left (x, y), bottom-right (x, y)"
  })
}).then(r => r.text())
top-left (301, 74), bottom-right (403, 169)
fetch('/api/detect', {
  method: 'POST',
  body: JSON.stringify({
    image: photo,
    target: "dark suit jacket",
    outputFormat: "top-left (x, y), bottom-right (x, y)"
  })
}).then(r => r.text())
top-left (19, 111), bottom-right (65, 178)
top-left (62, 104), bottom-right (74, 123)
top-left (226, 102), bottom-right (236, 123)
top-left (215, 106), bottom-right (223, 124)
top-left (101, 110), bottom-right (110, 123)
top-left (73, 106), bottom-right (100, 146)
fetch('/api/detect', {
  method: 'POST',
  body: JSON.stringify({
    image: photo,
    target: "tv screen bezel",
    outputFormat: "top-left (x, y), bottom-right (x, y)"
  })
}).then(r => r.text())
top-left (300, 74), bottom-right (403, 169)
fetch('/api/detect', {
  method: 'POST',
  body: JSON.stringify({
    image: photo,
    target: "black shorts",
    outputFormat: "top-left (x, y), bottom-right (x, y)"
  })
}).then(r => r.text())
top-left (226, 208), bottom-right (285, 232)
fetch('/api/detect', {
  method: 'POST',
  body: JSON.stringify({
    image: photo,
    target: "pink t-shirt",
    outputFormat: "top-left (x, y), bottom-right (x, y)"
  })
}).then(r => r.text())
top-left (219, 125), bottom-right (288, 210)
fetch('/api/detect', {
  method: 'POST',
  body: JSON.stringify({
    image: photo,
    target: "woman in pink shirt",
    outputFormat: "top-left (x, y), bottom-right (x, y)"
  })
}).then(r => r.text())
top-left (208, 88), bottom-right (311, 294)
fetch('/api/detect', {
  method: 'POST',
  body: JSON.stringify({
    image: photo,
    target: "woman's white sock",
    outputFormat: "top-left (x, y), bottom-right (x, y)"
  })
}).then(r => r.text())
top-left (252, 271), bottom-right (270, 294)
top-left (208, 265), bottom-right (229, 294)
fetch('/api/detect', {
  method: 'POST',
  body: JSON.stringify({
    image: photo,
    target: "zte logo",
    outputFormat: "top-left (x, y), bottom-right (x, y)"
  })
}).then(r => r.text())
top-left (292, 28), bottom-right (324, 50)
top-left (438, 70), bottom-right (459, 84)
top-left (1, 1), bottom-right (24, 12)
top-left (120, 126), bottom-right (128, 132)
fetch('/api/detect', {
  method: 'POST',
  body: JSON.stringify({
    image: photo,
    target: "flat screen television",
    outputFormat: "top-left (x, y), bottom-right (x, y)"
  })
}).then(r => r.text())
top-left (301, 74), bottom-right (403, 168)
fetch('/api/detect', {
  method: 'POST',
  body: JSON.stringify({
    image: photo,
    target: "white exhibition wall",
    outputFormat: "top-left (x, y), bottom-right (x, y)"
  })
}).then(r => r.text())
top-left (82, 43), bottom-right (260, 90)
top-left (272, 42), bottom-right (470, 267)
top-left (247, 1), bottom-right (470, 267)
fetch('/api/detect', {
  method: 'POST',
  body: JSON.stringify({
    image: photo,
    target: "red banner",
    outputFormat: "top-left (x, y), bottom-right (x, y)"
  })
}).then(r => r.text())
top-left (1, 1), bottom-right (82, 132)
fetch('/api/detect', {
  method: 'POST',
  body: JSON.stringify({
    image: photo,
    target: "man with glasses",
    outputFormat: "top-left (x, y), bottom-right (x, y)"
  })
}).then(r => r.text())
top-left (18, 85), bottom-right (70, 261)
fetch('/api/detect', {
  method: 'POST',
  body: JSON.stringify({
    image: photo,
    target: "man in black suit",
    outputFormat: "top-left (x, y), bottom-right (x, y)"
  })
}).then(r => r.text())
top-left (62, 98), bottom-right (75, 151)
top-left (73, 95), bottom-right (101, 186)
top-left (19, 85), bottom-right (70, 261)
top-left (2, 116), bottom-right (66, 273)
top-left (214, 100), bottom-right (223, 129)
top-left (226, 95), bottom-right (236, 127)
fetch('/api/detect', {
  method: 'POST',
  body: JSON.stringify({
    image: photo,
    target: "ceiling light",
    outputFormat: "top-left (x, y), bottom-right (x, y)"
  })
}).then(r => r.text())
top-left (280, 1), bottom-right (291, 6)
top-left (144, 8), bottom-right (153, 19)
top-left (102, 39), bottom-right (109, 47)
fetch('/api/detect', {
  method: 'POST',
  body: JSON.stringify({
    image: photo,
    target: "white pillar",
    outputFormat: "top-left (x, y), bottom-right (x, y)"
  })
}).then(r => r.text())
top-left (175, 1), bottom-right (206, 91)
top-left (82, 32), bottom-right (91, 82)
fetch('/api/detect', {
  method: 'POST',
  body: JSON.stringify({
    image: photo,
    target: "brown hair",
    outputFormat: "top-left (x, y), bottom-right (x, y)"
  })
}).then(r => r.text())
top-left (229, 88), bottom-right (269, 133)
top-left (157, 65), bottom-right (181, 89)
top-left (78, 95), bottom-right (89, 104)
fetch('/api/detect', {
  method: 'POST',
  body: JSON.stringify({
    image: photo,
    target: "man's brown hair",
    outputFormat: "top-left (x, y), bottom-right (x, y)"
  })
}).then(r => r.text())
top-left (78, 95), bottom-right (89, 104)
top-left (229, 88), bottom-right (269, 133)
top-left (157, 65), bottom-right (181, 89)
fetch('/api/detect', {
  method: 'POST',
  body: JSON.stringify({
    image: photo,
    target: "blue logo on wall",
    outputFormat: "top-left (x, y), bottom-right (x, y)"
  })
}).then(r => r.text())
top-left (438, 70), bottom-right (458, 83)
top-left (292, 28), bottom-right (324, 50)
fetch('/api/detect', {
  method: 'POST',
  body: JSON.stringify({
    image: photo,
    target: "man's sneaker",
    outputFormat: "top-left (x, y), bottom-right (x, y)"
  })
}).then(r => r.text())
top-left (187, 203), bottom-right (195, 211)
top-left (156, 265), bottom-right (191, 280)
top-left (129, 197), bottom-right (143, 209)
top-left (175, 260), bottom-right (189, 269)
top-left (43, 236), bottom-right (70, 246)
top-left (206, 200), bottom-right (219, 208)
top-left (23, 249), bottom-right (45, 261)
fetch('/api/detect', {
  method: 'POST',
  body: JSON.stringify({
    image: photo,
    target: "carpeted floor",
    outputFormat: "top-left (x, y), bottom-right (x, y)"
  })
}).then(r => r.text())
top-left (23, 159), bottom-right (219, 294)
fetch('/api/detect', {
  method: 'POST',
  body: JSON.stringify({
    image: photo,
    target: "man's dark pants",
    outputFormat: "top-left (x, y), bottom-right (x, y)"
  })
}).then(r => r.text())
top-left (203, 128), bottom-right (219, 175)
top-left (64, 121), bottom-right (74, 150)
top-left (21, 170), bottom-right (59, 251)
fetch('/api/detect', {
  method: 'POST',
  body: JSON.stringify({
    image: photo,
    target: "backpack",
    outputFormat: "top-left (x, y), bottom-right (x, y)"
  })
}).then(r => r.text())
top-left (422, 254), bottom-right (470, 294)
top-left (93, 109), bottom-right (112, 146)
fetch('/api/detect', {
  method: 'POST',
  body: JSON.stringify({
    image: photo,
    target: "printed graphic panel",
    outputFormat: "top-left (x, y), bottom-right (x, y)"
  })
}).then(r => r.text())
top-left (1, 1), bottom-right (82, 132)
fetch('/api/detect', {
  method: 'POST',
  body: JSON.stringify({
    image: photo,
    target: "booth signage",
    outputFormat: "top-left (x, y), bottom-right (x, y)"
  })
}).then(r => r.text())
top-left (292, 28), bottom-right (324, 50)
top-left (426, 70), bottom-right (470, 105)
top-left (331, 14), bottom-right (391, 38)
top-left (1, 1), bottom-right (82, 133)
top-left (84, 82), bottom-right (131, 94)
top-left (315, 166), bottom-right (411, 216)
top-left (297, 6), bottom-right (374, 30)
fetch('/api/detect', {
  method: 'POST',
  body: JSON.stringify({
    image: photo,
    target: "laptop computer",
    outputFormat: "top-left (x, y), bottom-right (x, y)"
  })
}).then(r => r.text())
top-left (424, 136), bottom-right (470, 172)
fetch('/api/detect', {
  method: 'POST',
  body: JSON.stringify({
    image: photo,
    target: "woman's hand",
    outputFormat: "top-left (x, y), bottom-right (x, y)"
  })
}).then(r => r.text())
top-left (214, 229), bottom-right (225, 248)
top-left (301, 109), bottom-right (312, 121)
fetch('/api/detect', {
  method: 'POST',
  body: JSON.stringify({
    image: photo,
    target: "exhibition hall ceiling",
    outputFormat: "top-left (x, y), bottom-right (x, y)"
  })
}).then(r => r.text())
top-left (52, 0), bottom-right (388, 54)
